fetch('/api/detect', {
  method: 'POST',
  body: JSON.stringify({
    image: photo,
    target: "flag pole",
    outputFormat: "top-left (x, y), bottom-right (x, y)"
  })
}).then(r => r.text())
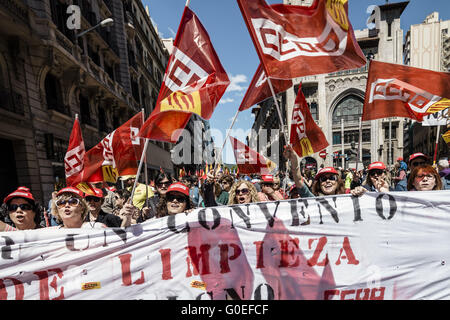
top-left (433, 125), bottom-right (441, 165)
top-left (142, 109), bottom-right (149, 208)
top-left (267, 77), bottom-right (288, 140)
top-left (185, 0), bottom-right (190, 7)
top-left (216, 109), bottom-right (240, 166)
top-left (356, 117), bottom-right (362, 172)
top-left (129, 139), bottom-right (150, 203)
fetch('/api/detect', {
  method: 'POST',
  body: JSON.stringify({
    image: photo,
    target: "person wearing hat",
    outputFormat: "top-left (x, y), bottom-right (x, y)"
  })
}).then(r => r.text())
top-left (85, 188), bottom-right (125, 228)
top-left (89, 181), bottom-right (115, 215)
top-left (258, 174), bottom-right (284, 202)
top-left (393, 157), bottom-right (408, 191)
top-left (408, 153), bottom-right (429, 171)
top-left (0, 187), bottom-right (45, 232)
top-left (121, 175), bottom-right (154, 210)
top-left (156, 182), bottom-right (195, 218)
top-left (437, 159), bottom-right (450, 190)
top-left (351, 162), bottom-right (392, 196)
top-left (284, 146), bottom-right (344, 198)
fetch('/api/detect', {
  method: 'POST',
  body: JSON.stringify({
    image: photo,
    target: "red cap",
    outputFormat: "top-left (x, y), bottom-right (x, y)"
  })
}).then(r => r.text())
top-left (261, 174), bottom-right (274, 183)
top-left (89, 188), bottom-right (104, 198)
top-left (315, 167), bottom-right (338, 180)
top-left (57, 187), bottom-right (85, 198)
top-left (368, 162), bottom-right (386, 171)
top-left (3, 187), bottom-right (35, 204)
top-left (396, 157), bottom-right (403, 161)
top-left (409, 153), bottom-right (428, 163)
top-left (167, 183), bottom-right (190, 197)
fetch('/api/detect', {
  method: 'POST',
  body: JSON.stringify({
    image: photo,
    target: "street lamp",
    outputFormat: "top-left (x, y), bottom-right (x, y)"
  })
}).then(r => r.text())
top-left (76, 18), bottom-right (114, 38)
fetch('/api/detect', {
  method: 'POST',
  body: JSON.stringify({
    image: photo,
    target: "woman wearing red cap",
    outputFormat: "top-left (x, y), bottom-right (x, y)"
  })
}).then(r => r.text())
top-left (156, 183), bottom-right (195, 218)
top-left (0, 187), bottom-right (45, 232)
top-left (284, 146), bottom-right (345, 197)
top-left (407, 165), bottom-right (442, 191)
top-left (351, 162), bottom-right (392, 196)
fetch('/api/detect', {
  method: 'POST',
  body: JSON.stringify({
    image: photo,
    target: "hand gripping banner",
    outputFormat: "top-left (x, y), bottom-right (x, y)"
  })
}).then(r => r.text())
top-left (1, 191), bottom-right (450, 300)
top-left (237, 0), bottom-right (366, 79)
top-left (290, 83), bottom-right (329, 157)
top-left (362, 60), bottom-right (450, 121)
top-left (139, 7), bottom-right (230, 143)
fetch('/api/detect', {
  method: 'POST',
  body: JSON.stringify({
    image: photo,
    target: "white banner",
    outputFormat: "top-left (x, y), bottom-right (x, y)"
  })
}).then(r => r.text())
top-left (1, 191), bottom-right (450, 300)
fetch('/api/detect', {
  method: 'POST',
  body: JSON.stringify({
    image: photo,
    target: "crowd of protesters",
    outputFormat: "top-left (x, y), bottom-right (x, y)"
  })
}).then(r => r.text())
top-left (1, 147), bottom-right (449, 232)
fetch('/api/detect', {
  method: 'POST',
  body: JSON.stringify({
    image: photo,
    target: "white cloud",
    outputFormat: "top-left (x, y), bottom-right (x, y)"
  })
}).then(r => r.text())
top-left (220, 98), bottom-right (235, 105)
top-left (227, 74), bottom-right (248, 92)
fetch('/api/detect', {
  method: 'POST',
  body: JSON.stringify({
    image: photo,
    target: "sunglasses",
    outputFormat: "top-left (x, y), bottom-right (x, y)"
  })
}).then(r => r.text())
top-left (166, 194), bottom-right (187, 203)
top-left (236, 188), bottom-right (250, 195)
top-left (85, 196), bottom-right (101, 203)
top-left (369, 169), bottom-right (385, 177)
top-left (157, 182), bottom-right (171, 187)
top-left (56, 198), bottom-right (80, 208)
top-left (415, 174), bottom-right (435, 181)
top-left (8, 203), bottom-right (33, 212)
top-left (319, 175), bottom-right (337, 183)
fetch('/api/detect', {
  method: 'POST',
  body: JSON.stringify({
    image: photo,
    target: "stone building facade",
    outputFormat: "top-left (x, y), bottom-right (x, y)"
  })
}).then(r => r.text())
top-left (0, 0), bottom-right (172, 205)
top-left (249, 1), bottom-right (409, 172)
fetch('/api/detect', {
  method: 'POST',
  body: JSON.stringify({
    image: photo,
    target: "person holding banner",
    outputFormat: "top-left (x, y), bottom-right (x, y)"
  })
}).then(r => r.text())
top-left (407, 165), bottom-right (442, 191)
top-left (0, 187), bottom-right (45, 232)
top-left (227, 180), bottom-right (259, 205)
top-left (351, 162), bottom-right (392, 197)
top-left (283, 145), bottom-right (344, 198)
top-left (155, 183), bottom-right (195, 218)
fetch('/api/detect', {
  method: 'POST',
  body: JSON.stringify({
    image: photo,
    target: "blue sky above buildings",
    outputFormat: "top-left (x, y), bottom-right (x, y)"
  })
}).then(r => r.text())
top-left (143, 0), bottom-right (450, 163)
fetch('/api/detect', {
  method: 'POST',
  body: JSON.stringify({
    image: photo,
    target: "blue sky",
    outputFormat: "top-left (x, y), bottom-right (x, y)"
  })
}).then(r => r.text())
top-left (143, 0), bottom-right (450, 163)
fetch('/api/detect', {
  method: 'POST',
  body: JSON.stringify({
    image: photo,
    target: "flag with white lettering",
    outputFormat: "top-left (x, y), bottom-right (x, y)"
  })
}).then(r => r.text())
top-left (64, 116), bottom-right (85, 187)
top-left (362, 60), bottom-right (450, 121)
top-left (229, 136), bottom-right (277, 175)
top-left (290, 83), bottom-right (329, 157)
top-left (138, 6), bottom-right (230, 143)
top-left (83, 112), bottom-right (144, 183)
top-left (237, 0), bottom-right (366, 79)
top-left (239, 64), bottom-right (292, 111)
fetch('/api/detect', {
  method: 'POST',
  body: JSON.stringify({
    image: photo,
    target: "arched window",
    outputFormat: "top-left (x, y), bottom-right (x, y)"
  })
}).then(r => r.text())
top-left (332, 95), bottom-right (363, 125)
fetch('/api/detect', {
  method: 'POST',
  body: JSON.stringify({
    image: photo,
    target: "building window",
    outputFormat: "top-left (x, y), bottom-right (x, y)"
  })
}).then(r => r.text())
top-left (45, 73), bottom-right (68, 115)
top-left (388, 22), bottom-right (392, 37)
top-left (50, 0), bottom-right (75, 42)
top-left (333, 129), bottom-right (371, 145)
top-left (384, 125), bottom-right (397, 140)
top-left (332, 95), bottom-right (364, 125)
top-left (333, 132), bottom-right (341, 145)
top-left (98, 107), bottom-right (108, 133)
top-left (79, 94), bottom-right (91, 126)
top-left (309, 102), bottom-right (318, 121)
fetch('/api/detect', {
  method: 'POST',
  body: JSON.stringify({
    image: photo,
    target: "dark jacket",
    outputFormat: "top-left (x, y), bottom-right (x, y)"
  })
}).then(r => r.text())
top-left (85, 210), bottom-right (122, 228)
top-left (136, 195), bottom-right (159, 223)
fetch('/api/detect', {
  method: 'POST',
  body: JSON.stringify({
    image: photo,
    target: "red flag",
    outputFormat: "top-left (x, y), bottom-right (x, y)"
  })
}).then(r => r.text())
top-left (138, 7), bottom-right (230, 143)
top-left (83, 112), bottom-right (144, 183)
top-left (237, 0), bottom-right (366, 79)
top-left (362, 60), bottom-right (450, 121)
top-left (290, 83), bottom-right (329, 157)
top-left (229, 136), bottom-right (277, 175)
top-left (64, 116), bottom-right (85, 186)
top-left (239, 64), bottom-right (292, 111)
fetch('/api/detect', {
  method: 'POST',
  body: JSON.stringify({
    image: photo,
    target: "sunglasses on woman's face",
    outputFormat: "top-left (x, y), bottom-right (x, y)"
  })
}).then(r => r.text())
top-left (56, 198), bottom-right (80, 208)
top-left (157, 181), bottom-right (171, 188)
top-left (236, 188), bottom-right (250, 195)
top-left (369, 169), bottom-right (385, 177)
top-left (319, 175), bottom-right (337, 183)
top-left (8, 203), bottom-right (33, 212)
top-left (166, 194), bottom-right (187, 203)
